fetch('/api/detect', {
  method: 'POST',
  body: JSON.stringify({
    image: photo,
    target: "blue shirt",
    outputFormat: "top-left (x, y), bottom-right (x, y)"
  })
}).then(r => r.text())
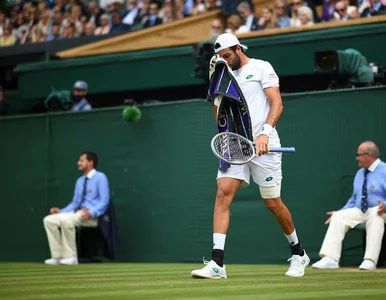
top-left (61, 169), bottom-right (110, 217)
top-left (71, 98), bottom-right (92, 111)
top-left (342, 159), bottom-right (386, 210)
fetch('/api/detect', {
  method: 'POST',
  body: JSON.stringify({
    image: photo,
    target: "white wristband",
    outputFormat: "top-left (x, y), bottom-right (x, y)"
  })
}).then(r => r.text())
top-left (259, 124), bottom-right (273, 137)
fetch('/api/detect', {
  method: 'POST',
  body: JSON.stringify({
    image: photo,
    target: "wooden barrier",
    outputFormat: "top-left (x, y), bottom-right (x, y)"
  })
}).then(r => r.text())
top-left (56, 11), bottom-right (386, 59)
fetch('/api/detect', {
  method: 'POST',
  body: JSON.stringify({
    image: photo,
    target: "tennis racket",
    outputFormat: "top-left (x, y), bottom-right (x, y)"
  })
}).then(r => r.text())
top-left (211, 132), bottom-right (295, 165)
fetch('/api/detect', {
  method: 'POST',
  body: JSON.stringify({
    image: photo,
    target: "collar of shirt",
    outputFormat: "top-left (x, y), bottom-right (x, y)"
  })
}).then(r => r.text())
top-left (85, 169), bottom-right (96, 179)
top-left (368, 158), bottom-right (381, 172)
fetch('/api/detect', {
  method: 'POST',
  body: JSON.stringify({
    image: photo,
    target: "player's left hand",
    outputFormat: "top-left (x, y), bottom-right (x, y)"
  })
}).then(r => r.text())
top-left (377, 200), bottom-right (385, 216)
top-left (81, 208), bottom-right (91, 220)
top-left (255, 135), bottom-right (269, 156)
top-left (209, 54), bottom-right (219, 80)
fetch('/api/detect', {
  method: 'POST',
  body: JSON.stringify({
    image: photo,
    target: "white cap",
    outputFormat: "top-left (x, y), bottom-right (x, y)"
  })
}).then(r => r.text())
top-left (214, 33), bottom-right (248, 54)
top-left (73, 80), bottom-right (88, 90)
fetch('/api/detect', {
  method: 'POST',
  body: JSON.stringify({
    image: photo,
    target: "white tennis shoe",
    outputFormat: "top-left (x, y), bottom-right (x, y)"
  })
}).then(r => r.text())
top-left (191, 260), bottom-right (227, 279)
top-left (285, 250), bottom-right (310, 277)
top-left (312, 256), bottom-right (339, 269)
top-left (44, 258), bottom-right (60, 265)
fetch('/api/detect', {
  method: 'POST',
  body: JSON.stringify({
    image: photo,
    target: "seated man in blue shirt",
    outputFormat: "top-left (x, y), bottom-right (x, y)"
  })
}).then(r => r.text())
top-left (71, 81), bottom-right (92, 111)
top-left (43, 151), bottom-right (110, 265)
top-left (313, 141), bottom-right (386, 270)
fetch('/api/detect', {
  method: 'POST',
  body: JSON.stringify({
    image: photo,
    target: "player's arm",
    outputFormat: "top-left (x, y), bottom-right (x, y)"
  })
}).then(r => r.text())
top-left (264, 87), bottom-right (283, 128)
top-left (255, 63), bottom-right (282, 156)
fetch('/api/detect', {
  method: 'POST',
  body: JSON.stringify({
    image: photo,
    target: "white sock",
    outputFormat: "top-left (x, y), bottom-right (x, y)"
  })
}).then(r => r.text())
top-left (285, 229), bottom-right (299, 246)
top-left (213, 233), bottom-right (226, 250)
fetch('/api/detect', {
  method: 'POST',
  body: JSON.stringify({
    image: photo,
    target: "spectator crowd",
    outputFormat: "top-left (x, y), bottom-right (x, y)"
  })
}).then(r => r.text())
top-left (0, 0), bottom-right (385, 47)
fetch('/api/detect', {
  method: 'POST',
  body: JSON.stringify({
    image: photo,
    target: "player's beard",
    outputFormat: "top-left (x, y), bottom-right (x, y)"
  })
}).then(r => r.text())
top-left (231, 53), bottom-right (241, 70)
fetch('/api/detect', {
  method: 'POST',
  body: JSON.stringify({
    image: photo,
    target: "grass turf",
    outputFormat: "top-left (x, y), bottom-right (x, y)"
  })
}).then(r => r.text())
top-left (1, 263), bottom-right (386, 300)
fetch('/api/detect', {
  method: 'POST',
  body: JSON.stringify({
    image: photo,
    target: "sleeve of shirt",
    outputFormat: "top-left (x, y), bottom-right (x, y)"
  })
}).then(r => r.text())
top-left (89, 173), bottom-right (110, 218)
top-left (340, 172), bottom-right (359, 210)
top-left (260, 61), bottom-right (280, 89)
top-left (340, 192), bottom-right (356, 210)
top-left (60, 179), bottom-right (81, 213)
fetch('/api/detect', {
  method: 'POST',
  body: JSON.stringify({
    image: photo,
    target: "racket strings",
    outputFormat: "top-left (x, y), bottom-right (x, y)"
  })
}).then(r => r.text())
top-left (213, 134), bottom-right (254, 163)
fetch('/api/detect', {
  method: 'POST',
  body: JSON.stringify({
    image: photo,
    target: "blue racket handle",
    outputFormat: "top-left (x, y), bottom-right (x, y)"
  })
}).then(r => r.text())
top-left (269, 147), bottom-right (296, 153)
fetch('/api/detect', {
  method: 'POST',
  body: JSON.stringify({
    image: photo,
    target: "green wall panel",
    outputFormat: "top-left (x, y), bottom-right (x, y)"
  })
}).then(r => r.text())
top-left (1, 87), bottom-right (385, 264)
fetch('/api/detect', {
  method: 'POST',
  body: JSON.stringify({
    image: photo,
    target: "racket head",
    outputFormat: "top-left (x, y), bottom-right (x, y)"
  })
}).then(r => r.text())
top-left (211, 132), bottom-right (256, 165)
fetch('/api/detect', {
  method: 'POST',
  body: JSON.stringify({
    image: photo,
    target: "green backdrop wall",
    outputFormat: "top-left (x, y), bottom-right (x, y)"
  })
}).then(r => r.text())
top-left (1, 87), bottom-right (385, 265)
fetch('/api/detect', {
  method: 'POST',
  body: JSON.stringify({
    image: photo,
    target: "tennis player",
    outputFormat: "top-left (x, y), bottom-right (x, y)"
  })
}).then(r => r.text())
top-left (191, 33), bottom-right (309, 278)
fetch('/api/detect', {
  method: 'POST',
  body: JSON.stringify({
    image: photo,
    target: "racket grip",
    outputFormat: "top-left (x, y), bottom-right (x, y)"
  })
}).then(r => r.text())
top-left (269, 147), bottom-right (296, 153)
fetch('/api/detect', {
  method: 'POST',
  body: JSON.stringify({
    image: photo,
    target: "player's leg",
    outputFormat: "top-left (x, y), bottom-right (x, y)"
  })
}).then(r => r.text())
top-left (212, 177), bottom-right (242, 264)
top-left (191, 165), bottom-right (249, 279)
top-left (261, 193), bottom-right (310, 276)
top-left (251, 130), bottom-right (309, 276)
top-left (313, 207), bottom-right (363, 269)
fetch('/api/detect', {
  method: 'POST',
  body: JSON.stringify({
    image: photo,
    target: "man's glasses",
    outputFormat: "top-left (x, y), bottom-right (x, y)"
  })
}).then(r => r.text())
top-left (291, 2), bottom-right (301, 6)
top-left (357, 152), bottom-right (368, 157)
top-left (211, 26), bottom-right (221, 30)
top-left (336, 8), bottom-right (346, 12)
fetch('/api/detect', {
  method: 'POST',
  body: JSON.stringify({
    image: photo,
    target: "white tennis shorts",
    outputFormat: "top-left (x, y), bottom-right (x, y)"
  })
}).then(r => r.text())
top-left (216, 129), bottom-right (282, 188)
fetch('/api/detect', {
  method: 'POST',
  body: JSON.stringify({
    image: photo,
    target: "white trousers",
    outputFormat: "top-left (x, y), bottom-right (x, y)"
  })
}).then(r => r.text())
top-left (319, 206), bottom-right (386, 263)
top-left (43, 211), bottom-right (98, 259)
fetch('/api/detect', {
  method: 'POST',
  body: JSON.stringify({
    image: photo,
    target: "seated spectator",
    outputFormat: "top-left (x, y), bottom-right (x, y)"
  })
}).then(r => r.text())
top-left (222, 0), bottom-right (254, 17)
top-left (162, 6), bottom-right (177, 23)
top-left (257, 6), bottom-right (280, 29)
top-left (12, 14), bottom-right (29, 41)
top-left (275, 0), bottom-right (291, 28)
top-left (122, 0), bottom-right (140, 26)
top-left (46, 23), bottom-right (64, 41)
top-left (237, 1), bottom-right (259, 31)
top-left (62, 15), bottom-right (82, 37)
top-left (298, 5), bottom-right (314, 25)
top-left (135, 0), bottom-right (150, 25)
top-left (321, 0), bottom-right (337, 22)
top-left (159, 0), bottom-right (173, 21)
top-left (37, 11), bottom-right (52, 38)
top-left (94, 14), bottom-right (111, 35)
top-left (0, 25), bottom-right (18, 47)
top-left (87, 1), bottom-right (105, 27)
top-left (83, 22), bottom-right (96, 36)
top-left (173, 0), bottom-right (186, 19)
top-left (210, 19), bottom-right (224, 39)
top-left (312, 141), bottom-right (386, 271)
top-left (225, 14), bottom-right (249, 34)
top-left (71, 81), bottom-right (92, 111)
top-left (65, 24), bottom-right (77, 39)
top-left (289, 0), bottom-right (304, 26)
top-left (361, 0), bottom-right (386, 17)
top-left (110, 11), bottom-right (130, 33)
top-left (43, 152), bottom-right (110, 265)
top-left (334, 0), bottom-right (359, 20)
top-left (190, 0), bottom-right (208, 16)
top-left (143, 3), bottom-right (162, 28)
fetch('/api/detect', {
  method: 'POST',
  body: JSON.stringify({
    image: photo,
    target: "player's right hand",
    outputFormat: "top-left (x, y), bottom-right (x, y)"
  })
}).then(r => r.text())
top-left (209, 54), bottom-right (219, 80)
top-left (325, 211), bottom-right (336, 224)
top-left (50, 207), bottom-right (60, 214)
top-left (254, 135), bottom-right (269, 156)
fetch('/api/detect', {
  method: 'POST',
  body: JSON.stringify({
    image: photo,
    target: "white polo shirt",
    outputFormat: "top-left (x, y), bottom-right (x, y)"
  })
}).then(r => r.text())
top-left (215, 58), bottom-right (279, 136)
